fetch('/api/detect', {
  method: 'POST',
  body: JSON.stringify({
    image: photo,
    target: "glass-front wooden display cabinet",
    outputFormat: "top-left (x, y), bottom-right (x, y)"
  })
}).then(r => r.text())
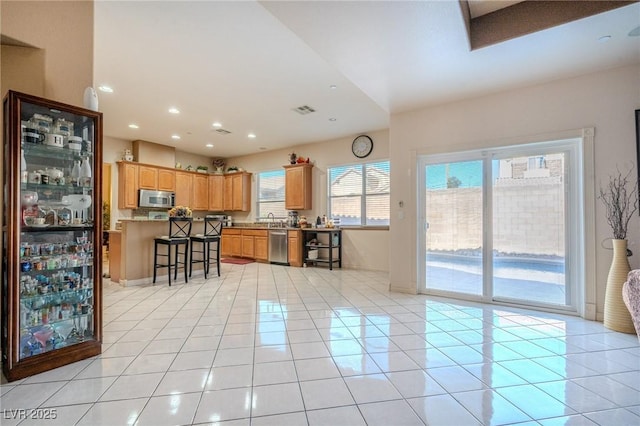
top-left (2, 91), bottom-right (103, 381)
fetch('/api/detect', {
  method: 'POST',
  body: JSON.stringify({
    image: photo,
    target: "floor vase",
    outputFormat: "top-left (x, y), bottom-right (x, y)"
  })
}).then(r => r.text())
top-left (604, 239), bottom-right (635, 333)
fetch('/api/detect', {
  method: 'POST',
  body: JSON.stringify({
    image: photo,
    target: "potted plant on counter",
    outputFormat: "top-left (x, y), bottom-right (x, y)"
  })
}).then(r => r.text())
top-left (599, 166), bottom-right (639, 333)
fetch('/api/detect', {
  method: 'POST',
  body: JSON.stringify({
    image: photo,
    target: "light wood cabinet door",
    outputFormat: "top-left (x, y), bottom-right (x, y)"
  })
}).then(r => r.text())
top-left (221, 234), bottom-right (231, 257)
top-left (232, 172), bottom-right (252, 211)
top-left (223, 174), bottom-right (234, 211)
top-left (208, 175), bottom-right (224, 211)
top-left (230, 234), bottom-right (242, 256)
top-left (285, 164), bottom-right (313, 210)
top-left (223, 172), bottom-right (251, 212)
top-left (192, 174), bottom-right (209, 211)
top-left (118, 162), bottom-right (139, 209)
top-left (254, 235), bottom-right (268, 261)
top-left (175, 171), bottom-right (193, 207)
top-left (157, 169), bottom-right (175, 192)
top-left (138, 166), bottom-right (158, 190)
top-left (242, 235), bottom-right (255, 258)
top-left (288, 230), bottom-right (302, 267)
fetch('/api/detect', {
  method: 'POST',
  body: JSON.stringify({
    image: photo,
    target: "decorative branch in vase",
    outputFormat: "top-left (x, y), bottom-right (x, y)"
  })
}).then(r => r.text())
top-left (599, 165), bottom-right (639, 333)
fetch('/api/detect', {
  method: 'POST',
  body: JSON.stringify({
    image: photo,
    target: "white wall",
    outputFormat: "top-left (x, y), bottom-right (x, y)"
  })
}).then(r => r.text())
top-left (228, 129), bottom-right (389, 221)
top-left (389, 65), bottom-right (640, 321)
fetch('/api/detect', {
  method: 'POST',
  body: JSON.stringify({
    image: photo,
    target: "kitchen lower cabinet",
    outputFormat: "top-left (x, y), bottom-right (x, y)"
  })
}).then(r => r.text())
top-left (221, 228), bottom-right (268, 261)
top-left (242, 234), bottom-right (255, 258)
top-left (221, 229), bottom-right (242, 257)
top-left (288, 230), bottom-right (302, 267)
top-left (254, 234), bottom-right (268, 261)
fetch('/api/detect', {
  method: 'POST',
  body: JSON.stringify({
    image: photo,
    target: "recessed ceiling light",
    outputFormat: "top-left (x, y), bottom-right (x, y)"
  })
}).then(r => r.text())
top-left (212, 122), bottom-right (222, 128)
top-left (598, 35), bottom-right (611, 42)
top-left (98, 85), bottom-right (114, 93)
top-left (171, 134), bottom-right (181, 140)
top-left (168, 107), bottom-right (180, 114)
top-left (248, 133), bottom-right (256, 139)
top-left (329, 118), bottom-right (337, 121)
top-left (206, 143), bottom-right (214, 148)
top-left (128, 124), bottom-right (139, 129)
top-left (330, 85), bottom-right (337, 90)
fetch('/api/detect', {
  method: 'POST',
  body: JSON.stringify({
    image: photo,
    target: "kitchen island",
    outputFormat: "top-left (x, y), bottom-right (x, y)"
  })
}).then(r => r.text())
top-left (109, 219), bottom-right (214, 286)
top-left (109, 220), bottom-right (304, 286)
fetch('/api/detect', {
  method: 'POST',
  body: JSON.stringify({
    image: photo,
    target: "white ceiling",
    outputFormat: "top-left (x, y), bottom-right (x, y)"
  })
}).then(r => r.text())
top-left (94, 1), bottom-right (640, 159)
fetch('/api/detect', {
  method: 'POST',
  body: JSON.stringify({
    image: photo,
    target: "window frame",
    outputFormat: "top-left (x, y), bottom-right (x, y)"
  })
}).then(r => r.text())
top-left (255, 169), bottom-right (286, 222)
top-left (327, 160), bottom-right (390, 227)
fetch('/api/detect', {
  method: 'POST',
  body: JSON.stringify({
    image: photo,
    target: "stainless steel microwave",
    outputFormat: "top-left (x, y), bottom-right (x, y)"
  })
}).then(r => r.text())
top-left (139, 189), bottom-right (175, 208)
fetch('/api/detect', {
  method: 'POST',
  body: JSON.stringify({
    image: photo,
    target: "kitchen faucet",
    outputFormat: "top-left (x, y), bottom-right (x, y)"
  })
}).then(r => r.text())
top-left (267, 212), bottom-right (275, 228)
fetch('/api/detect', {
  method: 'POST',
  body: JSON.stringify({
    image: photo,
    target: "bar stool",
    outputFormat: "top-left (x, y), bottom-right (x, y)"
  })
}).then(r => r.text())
top-left (190, 217), bottom-right (223, 279)
top-left (153, 217), bottom-right (192, 286)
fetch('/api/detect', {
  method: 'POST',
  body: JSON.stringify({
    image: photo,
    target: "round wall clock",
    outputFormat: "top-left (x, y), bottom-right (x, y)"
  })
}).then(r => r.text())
top-left (352, 135), bottom-right (373, 158)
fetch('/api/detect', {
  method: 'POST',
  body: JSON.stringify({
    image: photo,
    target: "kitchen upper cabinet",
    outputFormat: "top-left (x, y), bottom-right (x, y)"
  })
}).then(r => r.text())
top-left (118, 162), bottom-right (139, 209)
top-left (175, 171), bottom-right (192, 207)
top-left (208, 175), bottom-right (224, 211)
top-left (138, 165), bottom-right (158, 190)
top-left (284, 164), bottom-right (313, 210)
top-left (224, 172), bottom-right (252, 212)
top-left (157, 169), bottom-right (175, 192)
top-left (192, 174), bottom-right (209, 211)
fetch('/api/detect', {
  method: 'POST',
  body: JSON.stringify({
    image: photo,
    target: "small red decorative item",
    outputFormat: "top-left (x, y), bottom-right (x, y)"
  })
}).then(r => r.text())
top-left (296, 156), bottom-right (306, 163)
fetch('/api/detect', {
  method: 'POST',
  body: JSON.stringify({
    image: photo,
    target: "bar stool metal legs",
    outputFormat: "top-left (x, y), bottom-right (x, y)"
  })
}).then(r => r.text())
top-left (153, 217), bottom-right (192, 286)
top-left (189, 238), bottom-right (221, 279)
top-left (189, 218), bottom-right (223, 279)
top-left (153, 239), bottom-right (190, 286)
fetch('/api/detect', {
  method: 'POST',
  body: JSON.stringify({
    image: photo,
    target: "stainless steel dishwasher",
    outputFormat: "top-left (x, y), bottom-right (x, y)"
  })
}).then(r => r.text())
top-left (269, 229), bottom-right (288, 264)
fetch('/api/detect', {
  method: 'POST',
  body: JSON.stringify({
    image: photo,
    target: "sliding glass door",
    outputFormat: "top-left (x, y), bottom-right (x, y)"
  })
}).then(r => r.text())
top-left (491, 153), bottom-right (567, 305)
top-left (419, 139), bottom-right (581, 311)
top-left (423, 159), bottom-right (484, 296)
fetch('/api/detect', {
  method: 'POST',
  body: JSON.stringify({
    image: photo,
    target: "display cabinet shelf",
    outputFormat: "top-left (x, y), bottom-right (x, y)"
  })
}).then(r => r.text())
top-left (22, 143), bottom-right (92, 159)
top-left (2, 90), bottom-right (103, 381)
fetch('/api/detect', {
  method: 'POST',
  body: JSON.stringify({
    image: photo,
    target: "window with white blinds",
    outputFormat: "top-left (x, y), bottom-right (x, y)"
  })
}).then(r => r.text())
top-left (328, 161), bottom-right (390, 226)
top-left (256, 170), bottom-right (287, 220)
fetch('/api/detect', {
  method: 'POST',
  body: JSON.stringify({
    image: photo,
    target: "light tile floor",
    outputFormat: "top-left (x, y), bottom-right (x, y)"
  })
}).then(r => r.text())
top-left (2, 263), bottom-right (640, 425)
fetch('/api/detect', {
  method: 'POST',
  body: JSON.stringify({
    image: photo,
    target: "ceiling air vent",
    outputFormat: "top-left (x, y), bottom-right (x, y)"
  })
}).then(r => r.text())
top-left (292, 105), bottom-right (316, 115)
top-left (214, 128), bottom-right (231, 135)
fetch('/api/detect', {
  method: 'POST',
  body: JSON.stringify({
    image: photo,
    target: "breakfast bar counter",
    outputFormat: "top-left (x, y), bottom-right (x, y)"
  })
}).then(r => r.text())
top-left (109, 219), bottom-right (212, 286)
